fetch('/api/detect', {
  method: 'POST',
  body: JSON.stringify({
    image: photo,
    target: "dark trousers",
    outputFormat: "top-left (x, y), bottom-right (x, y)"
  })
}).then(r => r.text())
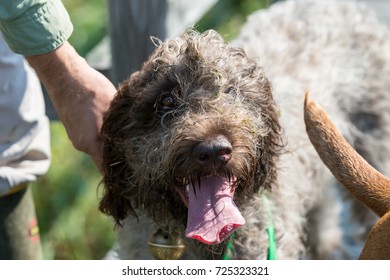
top-left (0, 187), bottom-right (42, 259)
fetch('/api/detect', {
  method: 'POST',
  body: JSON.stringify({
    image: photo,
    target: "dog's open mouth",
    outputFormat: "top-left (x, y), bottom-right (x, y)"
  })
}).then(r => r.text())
top-left (175, 175), bottom-right (245, 245)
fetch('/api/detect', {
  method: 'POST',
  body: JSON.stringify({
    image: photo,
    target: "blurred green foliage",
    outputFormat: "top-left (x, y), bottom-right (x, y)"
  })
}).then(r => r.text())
top-left (31, 0), bottom-right (271, 260)
top-left (63, 0), bottom-right (108, 57)
top-left (32, 122), bottom-right (115, 259)
top-left (197, 0), bottom-right (272, 41)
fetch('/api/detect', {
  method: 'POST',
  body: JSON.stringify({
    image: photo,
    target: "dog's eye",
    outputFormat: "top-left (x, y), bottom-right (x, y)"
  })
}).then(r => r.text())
top-left (161, 95), bottom-right (175, 109)
top-left (155, 93), bottom-right (177, 116)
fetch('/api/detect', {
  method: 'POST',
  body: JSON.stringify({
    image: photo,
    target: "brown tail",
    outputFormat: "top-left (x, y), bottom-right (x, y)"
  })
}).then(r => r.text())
top-left (304, 92), bottom-right (390, 259)
top-left (359, 211), bottom-right (390, 259)
top-left (304, 92), bottom-right (390, 217)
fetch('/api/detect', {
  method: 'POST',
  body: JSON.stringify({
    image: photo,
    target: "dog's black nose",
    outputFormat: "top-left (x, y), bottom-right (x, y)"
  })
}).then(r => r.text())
top-left (193, 135), bottom-right (232, 166)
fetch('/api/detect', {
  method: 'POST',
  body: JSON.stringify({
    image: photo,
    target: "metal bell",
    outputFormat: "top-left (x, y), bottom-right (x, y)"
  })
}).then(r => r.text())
top-left (148, 229), bottom-right (186, 260)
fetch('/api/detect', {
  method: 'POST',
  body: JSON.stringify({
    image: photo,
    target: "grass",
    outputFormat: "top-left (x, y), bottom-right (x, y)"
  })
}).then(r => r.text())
top-left (31, 123), bottom-right (115, 259)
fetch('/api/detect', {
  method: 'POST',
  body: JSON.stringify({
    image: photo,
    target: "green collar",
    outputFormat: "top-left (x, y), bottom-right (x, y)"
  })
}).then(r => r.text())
top-left (222, 194), bottom-right (277, 260)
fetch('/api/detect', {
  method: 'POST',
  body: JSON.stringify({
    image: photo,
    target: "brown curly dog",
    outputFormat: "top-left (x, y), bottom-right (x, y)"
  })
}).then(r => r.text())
top-left (99, 0), bottom-right (390, 260)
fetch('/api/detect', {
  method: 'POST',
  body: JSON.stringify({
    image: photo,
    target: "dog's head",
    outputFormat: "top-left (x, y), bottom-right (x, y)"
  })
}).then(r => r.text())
top-left (99, 30), bottom-right (282, 246)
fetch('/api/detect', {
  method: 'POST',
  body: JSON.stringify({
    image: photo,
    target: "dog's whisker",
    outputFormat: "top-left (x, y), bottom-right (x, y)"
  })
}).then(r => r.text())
top-left (109, 160), bottom-right (124, 167)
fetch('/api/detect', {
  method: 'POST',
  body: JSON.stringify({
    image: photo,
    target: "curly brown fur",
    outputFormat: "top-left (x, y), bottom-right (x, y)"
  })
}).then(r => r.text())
top-left (100, 30), bottom-right (283, 258)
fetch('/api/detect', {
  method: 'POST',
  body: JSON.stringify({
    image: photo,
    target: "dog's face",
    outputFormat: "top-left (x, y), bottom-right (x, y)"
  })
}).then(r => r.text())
top-left (100, 30), bottom-right (281, 246)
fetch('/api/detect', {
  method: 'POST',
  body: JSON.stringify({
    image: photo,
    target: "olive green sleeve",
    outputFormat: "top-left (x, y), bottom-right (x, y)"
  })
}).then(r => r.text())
top-left (0, 0), bottom-right (73, 55)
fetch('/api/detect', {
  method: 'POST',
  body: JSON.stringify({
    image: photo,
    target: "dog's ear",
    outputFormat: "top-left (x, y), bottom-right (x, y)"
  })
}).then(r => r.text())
top-left (250, 80), bottom-right (283, 192)
top-left (99, 72), bottom-right (141, 225)
top-left (254, 114), bottom-right (282, 193)
top-left (255, 103), bottom-right (282, 192)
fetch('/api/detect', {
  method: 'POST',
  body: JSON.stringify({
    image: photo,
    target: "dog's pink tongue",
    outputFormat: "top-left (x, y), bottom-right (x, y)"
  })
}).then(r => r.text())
top-left (185, 176), bottom-right (245, 245)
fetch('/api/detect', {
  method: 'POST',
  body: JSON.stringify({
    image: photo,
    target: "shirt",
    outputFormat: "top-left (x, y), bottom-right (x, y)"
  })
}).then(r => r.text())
top-left (0, 0), bottom-right (73, 55)
top-left (0, 33), bottom-right (51, 194)
top-left (0, 0), bottom-right (73, 194)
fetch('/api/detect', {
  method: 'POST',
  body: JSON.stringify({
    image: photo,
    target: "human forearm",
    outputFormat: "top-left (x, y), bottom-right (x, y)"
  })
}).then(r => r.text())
top-left (26, 42), bottom-right (117, 171)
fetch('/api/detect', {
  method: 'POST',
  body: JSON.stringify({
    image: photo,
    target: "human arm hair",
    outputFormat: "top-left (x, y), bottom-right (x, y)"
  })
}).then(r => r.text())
top-left (26, 42), bottom-right (116, 171)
